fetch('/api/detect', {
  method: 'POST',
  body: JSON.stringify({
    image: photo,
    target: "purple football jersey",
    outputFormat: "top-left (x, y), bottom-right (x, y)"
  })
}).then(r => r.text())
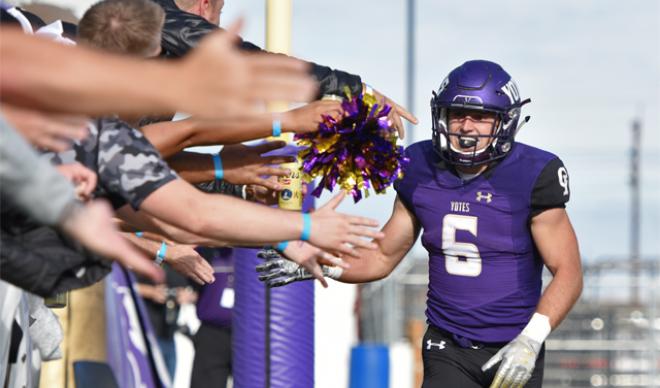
top-left (395, 140), bottom-right (559, 343)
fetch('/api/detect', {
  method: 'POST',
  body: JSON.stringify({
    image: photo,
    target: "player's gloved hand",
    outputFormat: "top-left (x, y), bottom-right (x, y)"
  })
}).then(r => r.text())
top-left (482, 313), bottom-right (551, 388)
top-left (256, 249), bottom-right (343, 288)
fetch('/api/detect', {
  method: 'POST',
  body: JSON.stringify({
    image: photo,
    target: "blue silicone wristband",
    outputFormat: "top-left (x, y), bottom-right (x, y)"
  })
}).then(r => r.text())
top-left (212, 153), bottom-right (223, 180)
top-left (275, 241), bottom-right (289, 252)
top-left (301, 213), bottom-right (311, 241)
top-left (155, 241), bottom-right (167, 265)
top-left (272, 119), bottom-right (282, 137)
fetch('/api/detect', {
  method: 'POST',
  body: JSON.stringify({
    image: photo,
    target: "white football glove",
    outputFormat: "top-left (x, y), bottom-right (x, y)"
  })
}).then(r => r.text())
top-left (482, 313), bottom-right (550, 388)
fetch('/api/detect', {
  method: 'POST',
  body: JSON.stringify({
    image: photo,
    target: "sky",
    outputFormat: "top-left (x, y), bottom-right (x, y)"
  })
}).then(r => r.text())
top-left (22, 0), bottom-right (660, 260)
top-left (217, 0), bottom-right (660, 261)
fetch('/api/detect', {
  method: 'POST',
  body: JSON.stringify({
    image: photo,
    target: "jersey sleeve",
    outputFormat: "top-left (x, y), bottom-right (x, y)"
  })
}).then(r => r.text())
top-left (393, 178), bottom-right (413, 214)
top-left (96, 118), bottom-right (178, 210)
top-left (393, 144), bottom-right (418, 213)
top-left (530, 157), bottom-right (570, 216)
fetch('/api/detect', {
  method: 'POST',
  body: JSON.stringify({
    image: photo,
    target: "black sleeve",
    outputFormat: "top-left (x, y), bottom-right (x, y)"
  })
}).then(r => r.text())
top-left (530, 158), bottom-right (570, 217)
top-left (155, 0), bottom-right (362, 98)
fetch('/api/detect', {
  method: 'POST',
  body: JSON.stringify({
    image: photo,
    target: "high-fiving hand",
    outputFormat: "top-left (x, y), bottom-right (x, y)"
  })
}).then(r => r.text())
top-left (308, 191), bottom-right (384, 256)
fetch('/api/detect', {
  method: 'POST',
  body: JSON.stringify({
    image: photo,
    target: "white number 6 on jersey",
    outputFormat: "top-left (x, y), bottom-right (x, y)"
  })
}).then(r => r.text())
top-left (442, 214), bottom-right (482, 277)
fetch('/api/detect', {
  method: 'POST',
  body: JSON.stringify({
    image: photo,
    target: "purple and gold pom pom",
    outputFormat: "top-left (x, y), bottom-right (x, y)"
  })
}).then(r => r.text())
top-left (294, 91), bottom-right (409, 202)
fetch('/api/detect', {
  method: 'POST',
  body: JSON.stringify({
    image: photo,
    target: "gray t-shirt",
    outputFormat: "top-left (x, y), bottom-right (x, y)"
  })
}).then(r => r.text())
top-left (0, 114), bottom-right (76, 225)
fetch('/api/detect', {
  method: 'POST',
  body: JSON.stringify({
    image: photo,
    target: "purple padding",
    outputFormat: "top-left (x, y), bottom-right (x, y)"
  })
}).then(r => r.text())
top-left (270, 281), bottom-right (314, 387)
top-left (269, 187), bottom-right (316, 387)
top-left (234, 183), bottom-right (316, 387)
top-left (233, 248), bottom-right (267, 387)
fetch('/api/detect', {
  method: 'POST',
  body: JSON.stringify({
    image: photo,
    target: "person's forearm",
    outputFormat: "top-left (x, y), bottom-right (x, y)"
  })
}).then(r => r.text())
top-left (166, 151), bottom-right (215, 183)
top-left (1, 28), bottom-right (177, 116)
top-left (339, 199), bottom-right (418, 283)
top-left (140, 180), bottom-right (305, 246)
top-left (183, 113), bottom-right (290, 146)
top-left (142, 115), bottom-right (277, 157)
top-left (535, 265), bottom-right (583, 329)
top-left (140, 119), bottom-right (197, 158)
top-left (117, 205), bottom-right (227, 246)
top-left (123, 232), bottom-right (162, 258)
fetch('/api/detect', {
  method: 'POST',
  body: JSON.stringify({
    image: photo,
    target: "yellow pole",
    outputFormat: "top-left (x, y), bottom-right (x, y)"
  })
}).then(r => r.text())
top-left (266, 0), bottom-right (302, 211)
top-left (266, 0), bottom-right (291, 65)
top-left (265, 0), bottom-right (291, 116)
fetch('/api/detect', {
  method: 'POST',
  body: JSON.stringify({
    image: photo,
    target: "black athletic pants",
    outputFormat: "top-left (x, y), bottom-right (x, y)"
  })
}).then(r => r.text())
top-left (421, 325), bottom-right (545, 387)
top-left (190, 324), bottom-right (232, 388)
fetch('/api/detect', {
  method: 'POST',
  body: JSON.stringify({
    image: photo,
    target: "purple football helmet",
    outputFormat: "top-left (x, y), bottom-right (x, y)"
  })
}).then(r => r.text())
top-left (431, 60), bottom-right (531, 166)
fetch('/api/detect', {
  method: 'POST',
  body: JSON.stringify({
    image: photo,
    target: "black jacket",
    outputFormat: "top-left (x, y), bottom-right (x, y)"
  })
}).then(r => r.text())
top-left (153, 0), bottom-right (363, 99)
top-left (1, 204), bottom-right (112, 297)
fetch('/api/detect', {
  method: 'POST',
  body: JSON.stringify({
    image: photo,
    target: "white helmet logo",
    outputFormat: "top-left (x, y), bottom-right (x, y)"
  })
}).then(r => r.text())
top-left (500, 80), bottom-right (520, 104)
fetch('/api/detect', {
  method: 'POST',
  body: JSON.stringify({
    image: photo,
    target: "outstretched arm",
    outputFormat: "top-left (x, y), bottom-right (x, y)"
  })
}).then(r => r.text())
top-left (122, 231), bottom-right (215, 285)
top-left (338, 196), bottom-right (420, 282)
top-left (139, 181), bottom-right (382, 254)
top-left (256, 196), bottom-right (420, 287)
top-left (165, 143), bottom-right (292, 189)
top-left (1, 25), bottom-right (315, 118)
top-left (141, 100), bottom-right (342, 156)
top-left (116, 205), bottom-right (226, 246)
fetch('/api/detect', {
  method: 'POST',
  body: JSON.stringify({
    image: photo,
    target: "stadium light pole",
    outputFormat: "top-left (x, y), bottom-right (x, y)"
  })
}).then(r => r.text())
top-left (405, 0), bottom-right (416, 146)
top-left (630, 118), bottom-right (641, 305)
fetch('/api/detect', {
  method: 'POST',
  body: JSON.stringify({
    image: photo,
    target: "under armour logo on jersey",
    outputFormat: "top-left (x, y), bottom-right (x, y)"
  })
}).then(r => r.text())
top-left (426, 339), bottom-right (446, 351)
top-left (476, 191), bottom-right (493, 203)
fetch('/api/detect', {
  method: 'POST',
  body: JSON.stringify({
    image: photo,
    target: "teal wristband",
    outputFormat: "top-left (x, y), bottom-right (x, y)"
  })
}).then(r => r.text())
top-left (135, 231), bottom-right (144, 238)
top-left (301, 213), bottom-right (311, 241)
top-left (212, 153), bottom-right (223, 180)
top-left (272, 119), bottom-right (282, 137)
top-left (275, 241), bottom-right (289, 252)
top-left (155, 241), bottom-right (167, 266)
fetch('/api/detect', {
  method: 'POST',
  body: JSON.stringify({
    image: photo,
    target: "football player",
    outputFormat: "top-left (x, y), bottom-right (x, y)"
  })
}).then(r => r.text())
top-left (258, 60), bottom-right (583, 388)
